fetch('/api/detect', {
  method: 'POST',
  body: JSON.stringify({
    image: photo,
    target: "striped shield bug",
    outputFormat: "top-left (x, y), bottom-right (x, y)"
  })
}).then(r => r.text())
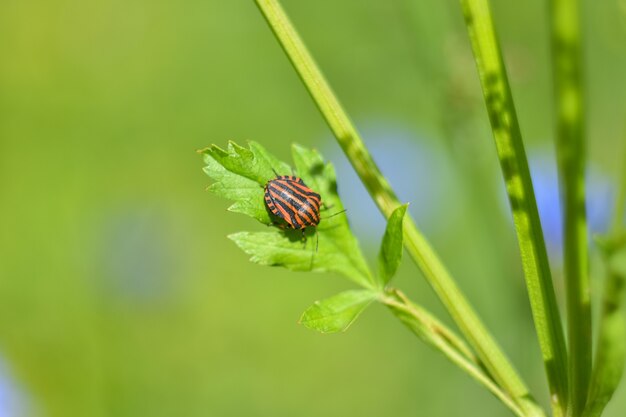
top-left (264, 174), bottom-right (345, 251)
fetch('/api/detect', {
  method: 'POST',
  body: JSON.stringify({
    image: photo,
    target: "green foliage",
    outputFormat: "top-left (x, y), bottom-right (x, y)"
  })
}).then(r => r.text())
top-left (202, 141), bottom-right (286, 223)
top-left (377, 204), bottom-right (408, 286)
top-left (201, 141), bottom-right (373, 287)
top-left (299, 289), bottom-right (378, 333)
top-left (201, 139), bottom-right (535, 416)
top-left (229, 231), bottom-right (368, 281)
top-left (202, 2), bottom-right (624, 416)
top-left (203, 156), bottom-right (268, 224)
top-left (202, 141), bottom-right (416, 312)
top-left (202, 141), bottom-right (412, 337)
top-left (253, 3), bottom-right (545, 415)
top-left (202, 141), bottom-right (447, 349)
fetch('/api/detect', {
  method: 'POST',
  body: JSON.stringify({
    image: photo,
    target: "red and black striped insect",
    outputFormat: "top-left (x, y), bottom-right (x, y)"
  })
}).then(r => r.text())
top-left (264, 174), bottom-right (346, 251)
top-left (264, 175), bottom-right (322, 235)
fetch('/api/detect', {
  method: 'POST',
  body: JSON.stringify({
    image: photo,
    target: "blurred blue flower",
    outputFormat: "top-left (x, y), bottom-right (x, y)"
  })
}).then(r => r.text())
top-left (98, 205), bottom-right (179, 304)
top-left (503, 146), bottom-right (614, 257)
top-left (325, 121), bottom-right (459, 245)
top-left (0, 359), bottom-right (28, 417)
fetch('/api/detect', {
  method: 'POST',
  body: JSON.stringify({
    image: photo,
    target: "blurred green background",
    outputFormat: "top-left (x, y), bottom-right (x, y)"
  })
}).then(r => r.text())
top-left (1, 0), bottom-right (625, 416)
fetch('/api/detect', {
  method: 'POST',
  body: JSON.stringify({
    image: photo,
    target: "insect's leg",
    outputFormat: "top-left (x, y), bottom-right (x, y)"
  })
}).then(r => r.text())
top-left (269, 220), bottom-right (289, 230)
top-left (315, 230), bottom-right (319, 252)
top-left (309, 231), bottom-right (316, 271)
top-left (270, 167), bottom-right (279, 177)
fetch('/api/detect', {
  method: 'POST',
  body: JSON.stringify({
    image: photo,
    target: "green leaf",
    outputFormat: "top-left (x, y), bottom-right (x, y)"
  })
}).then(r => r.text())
top-left (299, 289), bottom-right (377, 333)
top-left (229, 231), bottom-right (365, 283)
top-left (202, 141), bottom-right (373, 287)
top-left (291, 144), bottom-right (372, 283)
top-left (203, 140), bottom-right (290, 185)
top-left (202, 155), bottom-right (269, 223)
top-left (201, 141), bottom-right (289, 224)
top-left (378, 204), bottom-right (408, 286)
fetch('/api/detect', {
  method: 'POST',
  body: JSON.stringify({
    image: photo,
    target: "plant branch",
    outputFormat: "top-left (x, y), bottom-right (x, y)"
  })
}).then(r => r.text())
top-left (459, 0), bottom-right (569, 414)
top-left (391, 289), bottom-right (478, 363)
top-left (383, 289), bottom-right (525, 417)
top-left (549, 0), bottom-right (591, 415)
top-left (253, 1), bottom-right (544, 415)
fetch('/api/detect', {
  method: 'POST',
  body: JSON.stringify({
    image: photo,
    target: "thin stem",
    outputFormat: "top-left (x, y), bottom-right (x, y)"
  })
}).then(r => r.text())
top-left (253, 1), bottom-right (544, 416)
top-left (584, 255), bottom-right (626, 417)
top-left (550, 0), bottom-right (591, 415)
top-left (611, 141), bottom-right (626, 232)
top-left (584, 140), bottom-right (626, 417)
top-left (392, 289), bottom-right (478, 363)
top-left (383, 289), bottom-right (525, 417)
top-left (459, 1), bottom-right (569, 415)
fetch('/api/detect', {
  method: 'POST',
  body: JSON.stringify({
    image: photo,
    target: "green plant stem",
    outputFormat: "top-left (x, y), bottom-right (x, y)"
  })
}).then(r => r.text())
top-left (390, 289), bottom-right (478, 364)
top-left (253, 1), bottom-right (544, 415)
top-left (459, 0), bottom-right (568, 415)
top-left (611, 141), bottom-right (626, 233)
top-left (383, 289), bottom-right (525, 417)
top-left (584, 249), bottom-right (626, 417)
top-left (549, 1), bottom-right (590, 415)
top-left (584, 143), bottom-right (626, 417)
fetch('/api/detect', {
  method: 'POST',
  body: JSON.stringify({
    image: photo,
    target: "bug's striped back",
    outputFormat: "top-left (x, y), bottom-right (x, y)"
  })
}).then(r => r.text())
top-left (264, 175), bottom-right (321, 229)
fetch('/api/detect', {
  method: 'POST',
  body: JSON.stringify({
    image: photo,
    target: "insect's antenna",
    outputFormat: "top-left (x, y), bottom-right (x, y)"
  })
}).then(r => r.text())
top-left (271, 167), bottom-right (279, 177)
top-left (323, 208), bottom-right (347, 220)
